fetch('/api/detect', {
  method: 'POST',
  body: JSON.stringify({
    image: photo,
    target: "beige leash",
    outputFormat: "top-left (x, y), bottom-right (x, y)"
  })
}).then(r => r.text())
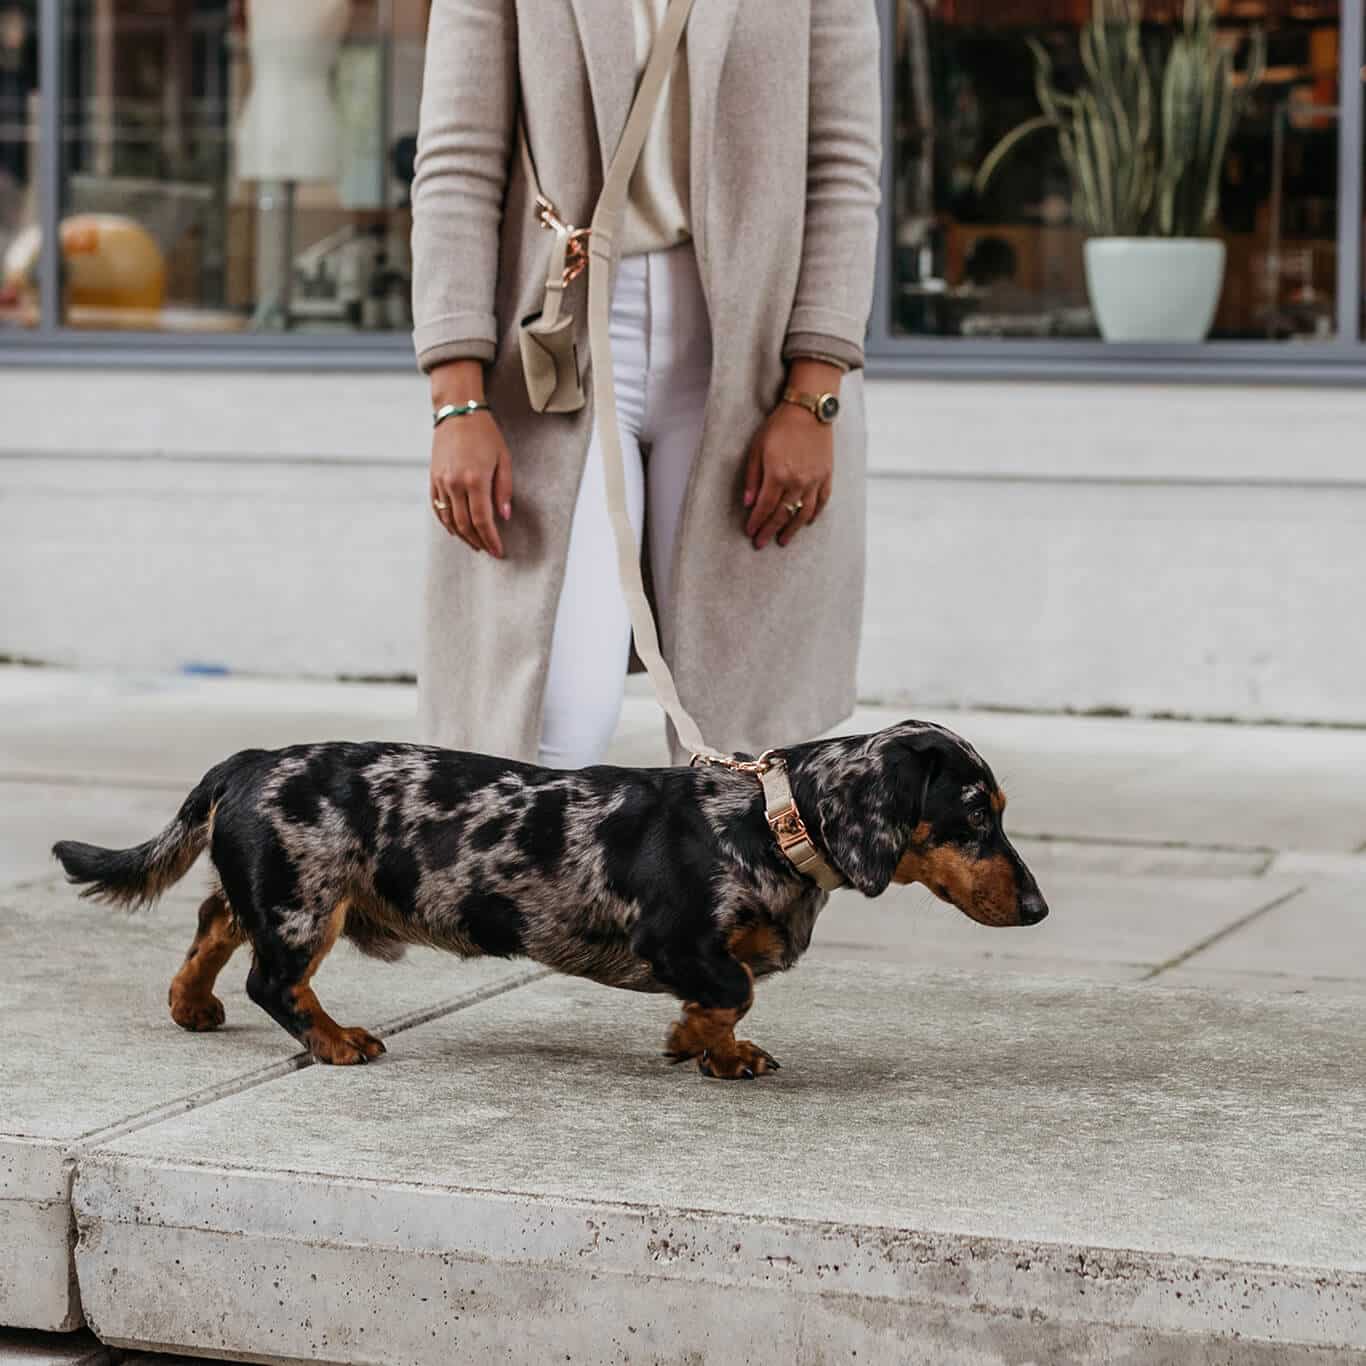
top-left (581, 0), bottom-right (716, 760)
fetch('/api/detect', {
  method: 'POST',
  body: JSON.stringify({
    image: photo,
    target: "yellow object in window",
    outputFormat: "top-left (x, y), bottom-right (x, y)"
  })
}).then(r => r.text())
top-left (2, 214), bottom-right (166, 315)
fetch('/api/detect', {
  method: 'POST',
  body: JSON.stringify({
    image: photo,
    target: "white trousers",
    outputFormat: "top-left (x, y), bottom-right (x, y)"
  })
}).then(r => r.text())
top-left (536, 240), bottom-right (713, 769)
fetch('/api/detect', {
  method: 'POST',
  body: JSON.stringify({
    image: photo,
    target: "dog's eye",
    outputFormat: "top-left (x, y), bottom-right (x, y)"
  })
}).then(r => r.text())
top-left (967, 807), bottom-right (990, 833)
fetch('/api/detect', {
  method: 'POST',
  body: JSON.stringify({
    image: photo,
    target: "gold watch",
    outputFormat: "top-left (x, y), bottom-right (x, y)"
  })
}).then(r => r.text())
top-left (781, 387), bottom-right (841, 424)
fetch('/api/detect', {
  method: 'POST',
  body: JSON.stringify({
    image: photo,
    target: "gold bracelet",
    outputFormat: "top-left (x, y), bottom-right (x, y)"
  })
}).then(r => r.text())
top-left (433, 400), bottom-right (491, 429)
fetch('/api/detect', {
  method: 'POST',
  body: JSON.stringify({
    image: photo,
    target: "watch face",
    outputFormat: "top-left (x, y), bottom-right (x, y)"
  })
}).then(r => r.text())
top-left (818, 394), bottom-right (841, 422)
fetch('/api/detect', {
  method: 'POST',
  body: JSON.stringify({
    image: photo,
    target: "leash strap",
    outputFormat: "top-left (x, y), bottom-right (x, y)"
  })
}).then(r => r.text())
top-left (585, 0), bottom-right (718, 759)
top-left (516, 0), bottom-right (713, 758)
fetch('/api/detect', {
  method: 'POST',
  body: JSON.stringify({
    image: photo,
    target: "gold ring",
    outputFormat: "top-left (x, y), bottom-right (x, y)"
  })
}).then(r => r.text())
top-left (433, 500), bottom-right (449, 512)
top-left (784, 500), bottom-right (804, 516)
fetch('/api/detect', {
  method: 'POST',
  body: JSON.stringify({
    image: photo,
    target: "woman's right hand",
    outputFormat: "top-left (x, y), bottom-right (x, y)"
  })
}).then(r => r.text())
top-left (429, 364), bottom-right (513, 558)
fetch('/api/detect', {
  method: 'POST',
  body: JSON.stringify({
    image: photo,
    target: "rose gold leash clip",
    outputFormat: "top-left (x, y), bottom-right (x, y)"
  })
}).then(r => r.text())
top-left (535, 194), bottom-right (592, 287)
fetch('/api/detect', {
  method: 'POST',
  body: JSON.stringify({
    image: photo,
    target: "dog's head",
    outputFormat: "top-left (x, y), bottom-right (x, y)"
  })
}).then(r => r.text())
top-left (805, 721), bottom-right (1048, 928)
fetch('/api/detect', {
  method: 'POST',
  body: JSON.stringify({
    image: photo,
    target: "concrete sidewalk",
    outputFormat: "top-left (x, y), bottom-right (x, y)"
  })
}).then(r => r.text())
top-left (2, 668), bottom-right (1365, 1363)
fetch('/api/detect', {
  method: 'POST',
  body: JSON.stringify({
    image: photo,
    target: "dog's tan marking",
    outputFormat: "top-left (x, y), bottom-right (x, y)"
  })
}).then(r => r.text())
top-left (663, 965), bottom-right (778, 1079)
top-left (168, 892), bottom-right (244, 1031)
top-left (291, 900), bottom-right (386, 1064)
top-left (727, 923), bottom-right (785, 973)
top-left (895, 844), bottom-right (1021, 927)
top-left (991, 788), bottom-right (1007, 815)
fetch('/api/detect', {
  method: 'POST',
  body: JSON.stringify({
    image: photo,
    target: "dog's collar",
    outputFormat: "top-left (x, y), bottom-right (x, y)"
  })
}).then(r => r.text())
top-left (692, 749), bottom-right (845, 892)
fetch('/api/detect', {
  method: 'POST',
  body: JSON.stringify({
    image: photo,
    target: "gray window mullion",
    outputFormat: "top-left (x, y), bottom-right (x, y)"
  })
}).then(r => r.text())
top-left (35, 0), bottom-right (62, 335)
top-left (1334, 0), bottom-right (1363, 347)
top-left (867, 0), bottom-right (896, 354)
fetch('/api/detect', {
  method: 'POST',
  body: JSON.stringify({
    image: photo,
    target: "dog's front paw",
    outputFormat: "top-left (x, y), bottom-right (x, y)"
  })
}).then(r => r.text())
top-left (308, 1025), bottom-right (387, 1065)
top-left (664, 1018), bottom-right (705, 1064)
top-left (698, 1040), bottom-right (780, 1081)
top-left (169, 990), bottom-right (226, 1032)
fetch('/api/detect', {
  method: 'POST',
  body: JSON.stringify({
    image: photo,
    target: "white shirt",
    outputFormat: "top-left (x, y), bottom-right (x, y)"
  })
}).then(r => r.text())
top-left (620, 0), bottom-right (693, 257)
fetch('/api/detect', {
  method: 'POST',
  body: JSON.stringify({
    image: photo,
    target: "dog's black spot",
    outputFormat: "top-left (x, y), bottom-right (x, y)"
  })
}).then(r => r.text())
top-left (459, 890), bottom-right (524, 957)
top-left (515, 786), bottom-right (568, 874)
top-left (375, 840), bottom-right (421, 916)
top-left (424, 752), bottom-right (519, 810)
top-left (424, 765), bottom-right (473, 810)
top-left (596, 776), bottom-right (716, 917)
top-left (469, 817), bottom-right (505, 852)
top-left (258, 831), bottom-right (300, 909)
top-left (336, 772), bottom-right (379, 851)
top-left (418, 816), bottom-right (463, 868)
top-left (277, 769), bottom-right (322, 825)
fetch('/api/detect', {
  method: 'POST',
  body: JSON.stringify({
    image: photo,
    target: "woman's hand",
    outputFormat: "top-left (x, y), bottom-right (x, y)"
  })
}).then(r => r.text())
top-left (743, 360), bottom-right (841, 549)
top-left (429, 361), bottom-right (513, 558)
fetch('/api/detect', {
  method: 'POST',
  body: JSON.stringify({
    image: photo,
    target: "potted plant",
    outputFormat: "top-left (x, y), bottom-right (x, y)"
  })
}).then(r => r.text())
top-left (976, 0), bottom-right (1264, 342)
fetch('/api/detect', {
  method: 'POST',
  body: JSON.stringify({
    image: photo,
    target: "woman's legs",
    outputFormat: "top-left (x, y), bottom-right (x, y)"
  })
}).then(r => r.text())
top-left (536, 257), bottom-right (649, 770)
top-left (642, 243), bottom-right (712, 630)
top-left (536, 243), bottom-right (712, 769)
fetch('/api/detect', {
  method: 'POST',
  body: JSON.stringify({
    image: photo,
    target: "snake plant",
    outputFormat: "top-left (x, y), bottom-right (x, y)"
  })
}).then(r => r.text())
top-left (976, 0), bottom-right (1265, 238)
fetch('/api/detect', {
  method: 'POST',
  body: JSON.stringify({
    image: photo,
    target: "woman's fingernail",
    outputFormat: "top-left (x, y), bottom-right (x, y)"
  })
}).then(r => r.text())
top-left (502, 502), bottom-right (512, 520)
top-left (744, 490), bottom-right (755, 507)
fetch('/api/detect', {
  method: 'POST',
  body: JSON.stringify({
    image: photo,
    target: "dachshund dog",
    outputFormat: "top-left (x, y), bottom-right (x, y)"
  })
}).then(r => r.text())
top-left (52, 720), bottom-right (1047, 1080)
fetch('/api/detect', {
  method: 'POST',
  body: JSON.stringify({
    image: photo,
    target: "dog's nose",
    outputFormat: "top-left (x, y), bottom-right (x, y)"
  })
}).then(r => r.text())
top-left (1018, 893), bottom-right (1049, 926)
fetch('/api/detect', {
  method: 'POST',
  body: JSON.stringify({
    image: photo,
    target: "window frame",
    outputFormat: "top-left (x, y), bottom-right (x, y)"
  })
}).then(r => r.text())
top-left (4, 0), bottom-right (1364, 382)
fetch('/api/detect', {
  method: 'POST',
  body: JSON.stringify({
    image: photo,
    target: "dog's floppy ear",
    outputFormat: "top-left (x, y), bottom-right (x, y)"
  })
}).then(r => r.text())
top-left (815, 729), bottom-right (947, 898)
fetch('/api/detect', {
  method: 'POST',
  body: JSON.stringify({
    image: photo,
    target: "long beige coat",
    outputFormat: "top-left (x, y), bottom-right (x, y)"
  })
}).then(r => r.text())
top-left (411, 0), bottom-right (883, 762)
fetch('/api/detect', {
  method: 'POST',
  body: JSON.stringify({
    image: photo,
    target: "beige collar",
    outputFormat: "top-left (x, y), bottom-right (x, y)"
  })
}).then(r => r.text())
top-left (693, 750), bottom-right (845, 892)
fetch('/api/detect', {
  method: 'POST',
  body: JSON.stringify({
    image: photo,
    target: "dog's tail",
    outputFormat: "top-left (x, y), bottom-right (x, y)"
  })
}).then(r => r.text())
top-left (52, 752), bottom-right (260, 909)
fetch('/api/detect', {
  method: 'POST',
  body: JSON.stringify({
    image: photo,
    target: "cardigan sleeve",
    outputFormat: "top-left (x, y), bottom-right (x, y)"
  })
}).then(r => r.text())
top-left (410, 0), bottom-right (518, 374)
top-left (781, 0), bottom-right (883, 373)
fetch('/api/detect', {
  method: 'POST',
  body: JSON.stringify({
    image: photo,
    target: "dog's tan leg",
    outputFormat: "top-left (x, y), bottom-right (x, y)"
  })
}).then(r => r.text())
top-left (663, 964), bottom-right (779, 1079)
top-left (168, 892), bottom-right (244, 1031)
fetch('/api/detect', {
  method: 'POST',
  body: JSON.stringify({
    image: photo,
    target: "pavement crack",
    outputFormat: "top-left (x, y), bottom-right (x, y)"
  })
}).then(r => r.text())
top-left (372, 967), bottom-right (550, 1038)
top-left (0, 769), bottom-right (190, 792)
top-left (72, 969), bottom-right (549, 1153)
top-left (1139, 884), bottom-right (1308, 982)
top-left (1014, 830), bottom-right (1276, 857)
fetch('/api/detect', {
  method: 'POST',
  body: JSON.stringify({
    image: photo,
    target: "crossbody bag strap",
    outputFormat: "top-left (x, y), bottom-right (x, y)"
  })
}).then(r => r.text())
top-left (585, 0), bottom-right (722, 761)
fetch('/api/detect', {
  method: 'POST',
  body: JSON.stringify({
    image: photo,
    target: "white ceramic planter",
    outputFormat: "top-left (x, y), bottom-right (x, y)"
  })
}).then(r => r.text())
top-left (1084, 237), bottom-right (1226, 342)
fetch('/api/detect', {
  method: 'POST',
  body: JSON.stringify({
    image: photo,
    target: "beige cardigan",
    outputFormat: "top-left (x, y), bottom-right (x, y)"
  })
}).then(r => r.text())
top-left (410, 0), bottom-right (881, 761)
top-left (418, 1), bottom-right (850, 376)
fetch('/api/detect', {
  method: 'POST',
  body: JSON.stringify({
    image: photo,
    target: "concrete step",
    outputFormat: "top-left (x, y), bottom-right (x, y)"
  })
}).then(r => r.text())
top-left (0, 880), bottom-right (537, 1332)
top-left (72, 963), bottom-right (1366, 1365)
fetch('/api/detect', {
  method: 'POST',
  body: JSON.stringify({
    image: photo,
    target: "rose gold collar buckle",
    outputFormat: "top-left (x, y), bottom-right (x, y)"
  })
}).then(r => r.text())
top-left (690, 750), bottom-right (845, 891)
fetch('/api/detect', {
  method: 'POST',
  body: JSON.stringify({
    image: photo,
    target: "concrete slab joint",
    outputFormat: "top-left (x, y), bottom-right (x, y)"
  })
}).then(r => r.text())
top-left (0, 1142), bottom-right (81, 1334)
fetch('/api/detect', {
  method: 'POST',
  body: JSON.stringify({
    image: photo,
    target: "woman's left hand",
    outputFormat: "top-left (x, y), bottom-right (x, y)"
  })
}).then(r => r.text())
top-left (743, 401), bottom-right (834, 550)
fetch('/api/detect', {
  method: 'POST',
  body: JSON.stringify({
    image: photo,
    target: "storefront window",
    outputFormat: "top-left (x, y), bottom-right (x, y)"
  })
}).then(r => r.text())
top-left (1, 0), bottom-right (1363, 367)
top-left (45, 0), bottom-right (425, 335)
top-left (0, 0), bottom-right (38, 329)
top-left (891, 0), bottom-right (1342, 342)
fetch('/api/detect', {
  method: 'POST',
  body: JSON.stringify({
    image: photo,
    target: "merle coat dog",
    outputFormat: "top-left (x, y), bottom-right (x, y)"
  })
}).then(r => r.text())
top-left (53, 720), bottom-right (1047, 1080)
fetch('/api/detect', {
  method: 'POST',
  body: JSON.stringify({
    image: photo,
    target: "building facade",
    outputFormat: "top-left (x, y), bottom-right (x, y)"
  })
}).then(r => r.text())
top-left (2, 0), bottom-right (1363, 723)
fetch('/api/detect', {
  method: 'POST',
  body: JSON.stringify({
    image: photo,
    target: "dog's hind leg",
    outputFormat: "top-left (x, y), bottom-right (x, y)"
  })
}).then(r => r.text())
top-left (168, 891), bottom-right (244, 1032)
top-left (656, 942), bottom-right (779, 1081)
top-left (244, 899), bottom-right (386, 1065)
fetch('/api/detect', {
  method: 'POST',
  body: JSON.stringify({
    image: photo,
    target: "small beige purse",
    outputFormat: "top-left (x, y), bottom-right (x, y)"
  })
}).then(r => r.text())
top-left (515, 1), bottom-right (691, 415)
top-left (515, 174), bottom-right (591, 414)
